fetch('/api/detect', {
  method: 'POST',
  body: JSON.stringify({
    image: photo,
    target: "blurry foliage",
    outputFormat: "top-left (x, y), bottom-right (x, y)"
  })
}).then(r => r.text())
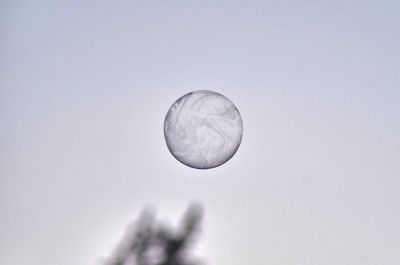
top-left (106, 203), bottom-right (204, 265)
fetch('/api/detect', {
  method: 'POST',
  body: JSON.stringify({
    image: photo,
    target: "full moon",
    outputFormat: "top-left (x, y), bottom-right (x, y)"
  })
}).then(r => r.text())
top-left (164, 90), bottom-right (243, 169)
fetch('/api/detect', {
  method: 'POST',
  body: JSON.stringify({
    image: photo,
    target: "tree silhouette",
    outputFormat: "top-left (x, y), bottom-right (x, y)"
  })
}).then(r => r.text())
top-left (106, 203), bottom-right (204, 265)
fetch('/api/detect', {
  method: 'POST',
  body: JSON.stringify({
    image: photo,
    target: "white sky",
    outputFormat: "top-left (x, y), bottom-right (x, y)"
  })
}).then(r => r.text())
top-left (1, 1), bottom-right (399, 265)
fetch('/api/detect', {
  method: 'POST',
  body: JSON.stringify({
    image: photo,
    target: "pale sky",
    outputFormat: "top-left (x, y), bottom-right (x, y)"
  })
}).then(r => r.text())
top-left (1, 1), bottom-right (399, 265)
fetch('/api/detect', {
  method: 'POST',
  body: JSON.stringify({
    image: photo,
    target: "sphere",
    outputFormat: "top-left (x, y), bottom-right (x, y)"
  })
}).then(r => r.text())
top-left (164, 90), bottom-right (243, 169)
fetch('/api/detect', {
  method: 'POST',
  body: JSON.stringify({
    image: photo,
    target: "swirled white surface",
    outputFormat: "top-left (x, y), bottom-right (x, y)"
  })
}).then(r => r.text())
top-left (164, 90), bottom-right (243, 169)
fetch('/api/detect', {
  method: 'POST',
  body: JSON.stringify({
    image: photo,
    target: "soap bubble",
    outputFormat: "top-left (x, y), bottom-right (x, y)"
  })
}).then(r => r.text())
top-left (164, 90), bottom-right (243, 169)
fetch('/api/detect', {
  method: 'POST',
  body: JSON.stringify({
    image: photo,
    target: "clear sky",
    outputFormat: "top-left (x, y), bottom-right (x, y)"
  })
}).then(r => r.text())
top-left (1, 0), bottom-right (399, 265)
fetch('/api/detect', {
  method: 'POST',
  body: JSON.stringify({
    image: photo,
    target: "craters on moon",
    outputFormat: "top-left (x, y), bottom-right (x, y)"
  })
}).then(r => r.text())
top-left (164, 90), bottom-right (243, 169)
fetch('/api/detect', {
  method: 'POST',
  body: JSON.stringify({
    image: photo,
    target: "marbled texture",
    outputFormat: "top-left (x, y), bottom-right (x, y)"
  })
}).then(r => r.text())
top-left (164, 90), bottom-right (243, 169)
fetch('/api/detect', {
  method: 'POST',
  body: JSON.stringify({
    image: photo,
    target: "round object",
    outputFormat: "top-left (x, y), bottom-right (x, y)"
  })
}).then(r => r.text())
top-left (164, 90), bottom-right (243, 169)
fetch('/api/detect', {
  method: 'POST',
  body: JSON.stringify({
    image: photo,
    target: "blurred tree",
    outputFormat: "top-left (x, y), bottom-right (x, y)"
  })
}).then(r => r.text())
top-left (106, 203), bottom-right (204, 265)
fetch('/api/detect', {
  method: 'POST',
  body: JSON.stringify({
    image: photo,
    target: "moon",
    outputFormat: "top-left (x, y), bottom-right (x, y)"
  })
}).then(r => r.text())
top-left (164, 90), bottom-right (243, 169)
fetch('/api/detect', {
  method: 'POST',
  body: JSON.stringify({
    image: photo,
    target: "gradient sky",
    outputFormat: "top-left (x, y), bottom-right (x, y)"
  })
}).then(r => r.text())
top-left (1, 1), bottom-right (399, 265)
